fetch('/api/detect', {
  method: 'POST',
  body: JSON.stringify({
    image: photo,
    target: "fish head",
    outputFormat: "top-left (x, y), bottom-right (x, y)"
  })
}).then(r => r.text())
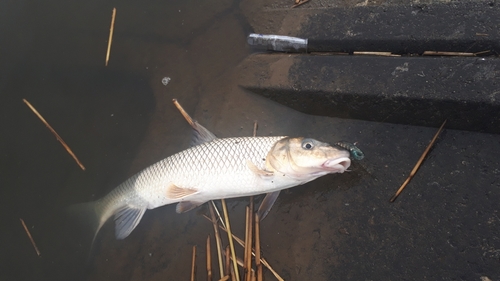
top-left (266, 137), bottom-right (351, 179)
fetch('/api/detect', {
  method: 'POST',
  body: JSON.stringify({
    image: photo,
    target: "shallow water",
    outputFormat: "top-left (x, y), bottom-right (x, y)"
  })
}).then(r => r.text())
top-left (2, 0), bottom-right (500, 280)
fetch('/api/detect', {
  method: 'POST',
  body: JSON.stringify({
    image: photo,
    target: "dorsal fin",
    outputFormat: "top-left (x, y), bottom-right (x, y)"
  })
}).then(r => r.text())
top-left (172, 99), bottom-right (217, 146)
top-left (191, 121), bottom-right (217, 146)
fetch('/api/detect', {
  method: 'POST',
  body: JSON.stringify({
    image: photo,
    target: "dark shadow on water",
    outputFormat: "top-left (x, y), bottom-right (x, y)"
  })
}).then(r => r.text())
top-left (0, 64), bottom-right (154, 280)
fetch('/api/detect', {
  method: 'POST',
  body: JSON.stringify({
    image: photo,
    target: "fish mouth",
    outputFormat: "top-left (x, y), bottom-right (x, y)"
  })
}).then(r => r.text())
top-left (322, 157), bottom-right (351, 173)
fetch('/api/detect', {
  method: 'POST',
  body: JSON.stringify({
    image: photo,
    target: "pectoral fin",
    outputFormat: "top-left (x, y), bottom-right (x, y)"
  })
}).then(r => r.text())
top-left (114, 206), bottom-right (146, 239)
top-left (257, 191), bottom-right (281, 220)
top-left (176, 201), bottom-right (207, 213)
top-left (246, 160), bottom-right (274, 178)
top-left (166, 183), bottom-right (198, 200)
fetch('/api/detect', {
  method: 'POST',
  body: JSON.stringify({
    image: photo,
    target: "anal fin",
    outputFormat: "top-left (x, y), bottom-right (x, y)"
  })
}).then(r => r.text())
top-left (176, 201), bottom-right (207, 213)
top-left (257, 191), bottom-right (281, 220)
top-left (114, 206), bottom-right (146, 239)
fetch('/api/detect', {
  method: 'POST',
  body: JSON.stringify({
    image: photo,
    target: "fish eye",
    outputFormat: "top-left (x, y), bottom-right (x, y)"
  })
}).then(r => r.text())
top-left (302, 140), bottom-right (314, 150)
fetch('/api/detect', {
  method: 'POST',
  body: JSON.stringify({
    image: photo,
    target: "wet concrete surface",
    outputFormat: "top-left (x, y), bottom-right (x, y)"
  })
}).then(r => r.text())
top-left (1, 0), bottom-right (499, 280)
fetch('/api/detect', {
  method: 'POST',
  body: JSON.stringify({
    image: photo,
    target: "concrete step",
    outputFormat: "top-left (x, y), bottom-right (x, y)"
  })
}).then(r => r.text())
top-left (240, 54), bottom-right (500, 133)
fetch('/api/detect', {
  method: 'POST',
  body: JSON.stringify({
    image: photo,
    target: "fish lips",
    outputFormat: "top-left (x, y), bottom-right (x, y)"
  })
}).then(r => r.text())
top-left (322, 157), bottom-right (351, 173)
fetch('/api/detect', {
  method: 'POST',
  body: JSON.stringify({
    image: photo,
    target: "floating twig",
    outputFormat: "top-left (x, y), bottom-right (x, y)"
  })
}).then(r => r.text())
top-left (23, 99), bottom-right (85, 170)
top-left (390, 120), bottom-right (447, 202)
top-left (244, 200), bottom-right (254, 281)
top-left (105, 8), bottom-right (116, 66)
top-left (225, 245), bottom-right (231, 278)
top-left (20, 218), bottom-right (41, 256)
top-left (253, 121), bottom-right (258, 138)
top-left (211, 201), bottom-right (226, 229)
top-left (291, 0), bottom-right (309, 8)
top-left (422, 51), bottom-right (474, 57)
top-left (221, 199), bottom-right (240, 281)
top-left (353, 51), bottom-right (400, 57)
top-left (474, 50), bottom-right (491, 56)
top-left (207, 235), bottom-right (212, 281)
top-left (173, 99), bottom-right (195, 127)
top-left (191, 245), bottom-right (197, 281)
top-left (209, 203), bottom-right (225, 279)
top-left (255, 213), bottom-right (262, 281)
top-left (202, 215), bottom-right (284, 281)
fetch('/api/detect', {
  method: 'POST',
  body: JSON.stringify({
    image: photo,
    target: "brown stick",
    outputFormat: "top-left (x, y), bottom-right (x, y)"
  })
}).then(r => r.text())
top-left (219, 276), bottom-right (230, 281)
top-left (105, 8), bottom-right (116, 66)
top-left (20, 218), bottom-right (41, 256)
top-left (211, 201), bottom-right (226, 229)
top-left (353, 51), bottom-right (400, 57)
top-left (245, 199), bottom-right (254, 281)
top-left (291, 0), bottom-right (309, 8)
top-left (255, 213), bottom-right (262, 281)
top-left (207, 235), bottom-right (212, 281)
top-left (23, 99), bottom-right (85, 170)
top-left (221, 199), bottom-right (240, 281)
top-left (422, 51), bottom-right (474, 57)
top-left (209, 203), bottom-right (225, 278)
top-left (244, 206), bottom-right (250, 280)
top-left (191, 245), bottom-right (197, 281)
top-left (172, 99), bottom-right (195, 127)
top-left (202, 215), bottom-right (284, 281)
top-left (253, 121), bottom-right (258, 138)
top-left (390, 120), bottom-right (447, 202)
top-left (225, 245), bottom-right (231, 278)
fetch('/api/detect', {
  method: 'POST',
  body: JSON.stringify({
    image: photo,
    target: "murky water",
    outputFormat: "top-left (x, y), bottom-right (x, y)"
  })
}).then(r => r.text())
top-left (2, 0), bottom-right (500, 280)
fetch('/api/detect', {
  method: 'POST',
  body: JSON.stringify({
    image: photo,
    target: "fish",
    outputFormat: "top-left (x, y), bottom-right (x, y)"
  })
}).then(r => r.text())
top-left (71, 108), bottom-right (351, 244)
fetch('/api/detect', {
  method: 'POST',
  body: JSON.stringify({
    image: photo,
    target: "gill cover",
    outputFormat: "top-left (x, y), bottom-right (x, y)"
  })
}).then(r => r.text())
top-left (265, 137), bottom-right (351, 177)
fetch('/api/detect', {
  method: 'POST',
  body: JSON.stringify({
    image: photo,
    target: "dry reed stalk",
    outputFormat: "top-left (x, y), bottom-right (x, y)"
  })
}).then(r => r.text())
top-left (225, 245), bottom-right (231, 277)
top-left (244, 206), bottom-right (250, 280)
top-left (202, 215), bottom-right (284, 281)
top-left (172, 99), bottom-right (195, 127)
top-left (209, 203), bottom-right (225, 278)
top-left (211, 201), bottom-right (226, 229)
top-left (207, 235), bottom-right (212, 281)
top-left (23, 99), bottom-right (85, 170)
top-left (353, 51), bottom-right (400, 57)
top-left (255, 213), bottom-right (262, 281)
top-left (219, 276), bottom-right (230, 281)
top-left (390, 120), bottom-right (447, 202)
top-left (422, 51), bottom-right (474, 56)
top-left (221, 199), bottom-right (240, 281)
top-left (105, 8), bottom-right (116, 66)
top-left (20, 218), bottom-right (41, 256)
top-left (191, 245), bottom-right (197, 281)
top-left (291, 0), bottom-right (309, 8)
top-left (245, 199), bottom-right (254, 281)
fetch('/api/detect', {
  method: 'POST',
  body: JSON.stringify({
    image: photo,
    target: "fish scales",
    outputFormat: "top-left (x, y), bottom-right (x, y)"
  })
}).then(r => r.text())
top-left (132, 136), bottom-right (287, 208)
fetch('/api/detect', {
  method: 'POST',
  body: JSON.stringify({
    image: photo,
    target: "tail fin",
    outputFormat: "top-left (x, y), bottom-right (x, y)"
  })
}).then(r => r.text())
top-left (68, 196), bottom-right (147, 247)
top-left (67, 200), bottom-right (110, 251)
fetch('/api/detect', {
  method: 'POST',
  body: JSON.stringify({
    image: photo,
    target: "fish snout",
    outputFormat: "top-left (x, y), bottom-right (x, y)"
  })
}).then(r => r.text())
top-left (322, 157), bottom-right (351, 173)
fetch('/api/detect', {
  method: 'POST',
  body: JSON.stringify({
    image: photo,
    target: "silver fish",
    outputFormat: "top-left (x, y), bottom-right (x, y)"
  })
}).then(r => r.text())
top-left (73, 119), bottom-right (351, 242)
